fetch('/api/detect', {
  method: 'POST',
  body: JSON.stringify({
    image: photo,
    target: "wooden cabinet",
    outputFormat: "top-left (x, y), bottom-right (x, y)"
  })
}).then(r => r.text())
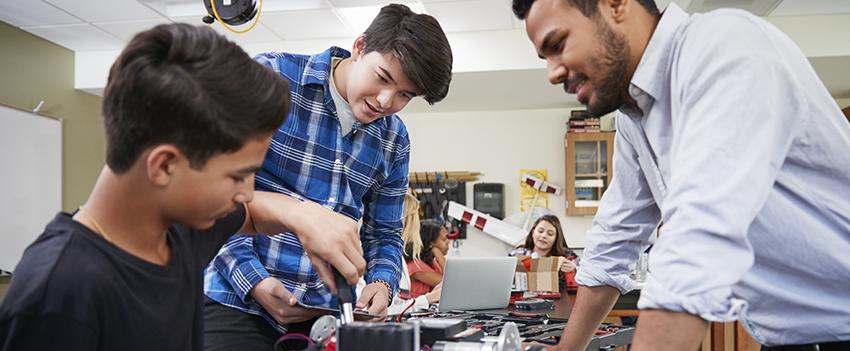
top-left (565, 131), bottom-right (615, 216)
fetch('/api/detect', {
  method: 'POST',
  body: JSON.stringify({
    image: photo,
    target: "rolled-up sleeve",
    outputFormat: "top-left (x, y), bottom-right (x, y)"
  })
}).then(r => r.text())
top-left (576, 115), bottom-right (661, 294)
top-left (637, 15), bottom-right (803, 321)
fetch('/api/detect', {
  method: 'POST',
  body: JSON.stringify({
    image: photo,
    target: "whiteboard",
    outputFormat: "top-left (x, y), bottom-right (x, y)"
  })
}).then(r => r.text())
top-left (0, 103), bottom-right (62, 272)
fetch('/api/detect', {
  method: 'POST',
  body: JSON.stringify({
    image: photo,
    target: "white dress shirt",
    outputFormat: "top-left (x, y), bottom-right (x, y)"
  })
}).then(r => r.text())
top-left (575, 4), bottom-right (850, 346)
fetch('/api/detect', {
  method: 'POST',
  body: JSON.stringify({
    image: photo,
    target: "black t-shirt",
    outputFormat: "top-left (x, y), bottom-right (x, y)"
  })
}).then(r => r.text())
top-left (0, 205), bottom-right (245, 351)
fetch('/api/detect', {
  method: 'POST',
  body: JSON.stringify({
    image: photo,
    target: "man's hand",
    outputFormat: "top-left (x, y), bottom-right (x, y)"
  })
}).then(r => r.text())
top-left (558, 257), bottom-right (577, 273)
top-left (250, 277), bottom-right (325, 324)
top-left (355, 282), bottom-right (390, 322)
top-left (285, 201), bottom-right (366, 291)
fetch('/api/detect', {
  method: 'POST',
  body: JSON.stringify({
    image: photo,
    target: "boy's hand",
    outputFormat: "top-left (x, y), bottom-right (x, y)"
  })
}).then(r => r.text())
top-left (286, 201), bottom-right (366, 291)
top-left (250, 277), bottom-right (324, 324)
top-left (355, 282), bottom-right (390, 322)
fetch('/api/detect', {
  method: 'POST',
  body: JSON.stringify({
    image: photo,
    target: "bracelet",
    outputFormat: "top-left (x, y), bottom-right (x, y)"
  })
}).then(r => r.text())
top-left (373, 279), bottom-right (393, 306)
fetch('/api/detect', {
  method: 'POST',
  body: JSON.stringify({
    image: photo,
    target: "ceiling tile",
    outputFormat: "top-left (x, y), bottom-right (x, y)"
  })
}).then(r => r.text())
top-left (21, 24), bottom-right (125, 51)
top-left (425, 0), bottom-right (514, 33)
top-left (327, 0), bottom-right (391, 7)
top-left (770, 0), bottom-right (850, 16)
top-left (687, 0), bottom-right (781, 16)
top-left (261, 0), bottom-right (330, 11)
top-left (43, 0), bottom-right (165, 23)
top-left (262, 9), bottom-right (352, 39)
top-left (94, 19), bottom-right (174, 42)
top-left (0, 0), bottom-right (83, 27)
top-left (171, 16), bottom-right (283, 44)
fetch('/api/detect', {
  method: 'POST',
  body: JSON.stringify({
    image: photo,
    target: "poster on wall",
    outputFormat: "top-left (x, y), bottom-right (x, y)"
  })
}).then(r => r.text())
top-left (519, 169), bottom-right (548, 212)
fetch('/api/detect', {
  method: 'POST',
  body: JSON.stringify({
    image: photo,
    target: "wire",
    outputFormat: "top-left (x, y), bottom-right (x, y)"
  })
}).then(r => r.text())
top-left (397, 298), bottom-right (418, 323)
top-left (274, 332), bottom-right (316, 351)
top-left (209, 0), bottom-right (263, 34)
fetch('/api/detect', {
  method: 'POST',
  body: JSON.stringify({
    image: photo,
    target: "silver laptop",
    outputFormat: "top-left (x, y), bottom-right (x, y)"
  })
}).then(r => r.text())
top-left (437, 257), bottom-right (516, 311)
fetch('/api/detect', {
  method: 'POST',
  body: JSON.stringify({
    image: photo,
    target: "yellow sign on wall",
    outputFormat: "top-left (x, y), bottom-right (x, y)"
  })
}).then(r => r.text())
top-left (520, 169), bottom-right (548, 212)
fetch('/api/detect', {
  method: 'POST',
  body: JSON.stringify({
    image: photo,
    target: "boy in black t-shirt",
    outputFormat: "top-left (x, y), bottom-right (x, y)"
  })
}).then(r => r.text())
top-left (0, 23), bottom-right (320, 351)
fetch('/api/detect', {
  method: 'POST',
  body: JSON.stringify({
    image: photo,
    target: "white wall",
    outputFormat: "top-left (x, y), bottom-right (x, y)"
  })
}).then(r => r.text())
top-left (401, 108), bottom-right (594, 258)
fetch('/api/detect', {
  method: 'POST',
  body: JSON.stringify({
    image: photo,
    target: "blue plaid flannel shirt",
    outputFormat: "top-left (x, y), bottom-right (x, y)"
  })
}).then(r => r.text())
top-left (203, 47), bottom-right (408, 333)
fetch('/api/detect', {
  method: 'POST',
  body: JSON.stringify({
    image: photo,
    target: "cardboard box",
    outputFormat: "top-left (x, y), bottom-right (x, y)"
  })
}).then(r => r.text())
top-left (514, 256), bottom-right (561, 293)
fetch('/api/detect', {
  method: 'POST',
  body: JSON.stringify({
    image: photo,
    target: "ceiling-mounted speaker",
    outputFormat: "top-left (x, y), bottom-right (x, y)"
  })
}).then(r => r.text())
top-left (202, 0), bottom-right (258, 26)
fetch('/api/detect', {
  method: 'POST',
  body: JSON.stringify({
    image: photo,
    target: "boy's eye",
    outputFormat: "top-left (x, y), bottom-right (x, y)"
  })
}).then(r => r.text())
top-left (231, 176), bottom-right (246, 183)
top-left (377, 74), bottom-right (388, 83)
top-left (401, 92), bottom-right (414, 100)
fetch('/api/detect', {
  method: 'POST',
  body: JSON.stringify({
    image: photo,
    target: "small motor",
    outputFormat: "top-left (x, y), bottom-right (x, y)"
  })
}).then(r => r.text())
top-left (432, 322), bottom-right (521, 351)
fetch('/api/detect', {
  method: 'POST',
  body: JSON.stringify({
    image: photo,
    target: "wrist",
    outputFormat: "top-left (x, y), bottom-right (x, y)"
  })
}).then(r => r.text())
top-left (373, 279), bottom-right (393, 306)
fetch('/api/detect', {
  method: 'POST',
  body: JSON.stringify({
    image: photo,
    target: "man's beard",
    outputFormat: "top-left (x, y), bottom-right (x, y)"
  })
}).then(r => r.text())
top-left (585, 18), bottom-right (631, 116)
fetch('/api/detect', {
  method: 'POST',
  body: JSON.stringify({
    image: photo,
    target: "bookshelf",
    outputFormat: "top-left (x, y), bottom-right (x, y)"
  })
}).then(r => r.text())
top-left (565, 131), bottom-right (615, 216)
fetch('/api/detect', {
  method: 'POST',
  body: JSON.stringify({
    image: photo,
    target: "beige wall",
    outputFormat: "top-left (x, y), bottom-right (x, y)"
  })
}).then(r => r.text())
top-left (0, 22), bottom-right (104, 212)
top-left (401, 108), bottom-right (595, 257)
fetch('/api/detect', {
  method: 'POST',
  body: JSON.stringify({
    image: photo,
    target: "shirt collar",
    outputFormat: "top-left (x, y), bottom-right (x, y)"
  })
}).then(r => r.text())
top-left (624, 3), bottom-right (689, 116)
top-left (301, 46), bottom-right (351, 87)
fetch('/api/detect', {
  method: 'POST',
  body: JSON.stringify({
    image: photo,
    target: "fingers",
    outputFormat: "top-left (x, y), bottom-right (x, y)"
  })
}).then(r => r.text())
top-left (326, 252), bottom-right (361, 286)
top-left (311, 256), bottom-right (336, 294)
top-left (277, 285), bottom-right (298, 306)
top-left (356, 286), bottom-right (378, 309)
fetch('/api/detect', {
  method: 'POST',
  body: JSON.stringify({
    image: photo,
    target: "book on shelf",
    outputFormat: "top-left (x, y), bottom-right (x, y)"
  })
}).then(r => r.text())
top-left (574, 200), bottom-right (600, 207)
top-left (575, 179), bottom-right (604, 188)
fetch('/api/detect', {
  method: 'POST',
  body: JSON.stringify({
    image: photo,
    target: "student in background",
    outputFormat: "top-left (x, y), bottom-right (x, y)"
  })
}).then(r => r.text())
top-left (510, 215), bottom-right (579, 291)
top-left (510, 215), bottom-right (578, 272)
top-left (0, 23), bottom-right (302, 351)
top-left (403, 219), bottom-right (450, 299)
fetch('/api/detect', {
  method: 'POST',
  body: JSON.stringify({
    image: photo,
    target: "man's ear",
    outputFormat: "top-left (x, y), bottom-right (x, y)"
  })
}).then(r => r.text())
top-left (352, 34), bottom-right (367, 60)
top-left (602, 0), bottom-right (629, 24)
top-left (146, 145), bottom-right (182, 186)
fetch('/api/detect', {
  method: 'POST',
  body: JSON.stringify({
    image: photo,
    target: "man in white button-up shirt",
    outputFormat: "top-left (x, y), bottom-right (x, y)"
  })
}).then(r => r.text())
top-left (512, 0), bottom-right (850, 350)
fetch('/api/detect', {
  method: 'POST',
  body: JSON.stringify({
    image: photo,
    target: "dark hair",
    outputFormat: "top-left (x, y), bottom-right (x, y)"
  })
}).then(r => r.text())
top-left (512, 0), bottom-right (660, 20)
top-left (519, 215), bottom-right (570, 257)
top-left (362, 4), bottom-right (452, 105)
top-left (102, 23), bottom-right (290, 173)
top-left (404, 219), bottom-right (443, 264)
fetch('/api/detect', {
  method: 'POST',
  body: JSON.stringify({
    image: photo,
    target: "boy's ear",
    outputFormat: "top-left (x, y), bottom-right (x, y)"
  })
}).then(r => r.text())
top-left (145, 145), bottom-right (182, 186)
top-left (352, 34), bottom-right (367, 60)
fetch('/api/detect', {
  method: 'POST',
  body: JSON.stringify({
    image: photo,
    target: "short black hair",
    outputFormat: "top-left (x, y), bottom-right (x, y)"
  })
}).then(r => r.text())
top-left (512, 0), bottom-right (660, 20)
top-left (102, 23), bottom-right (290, 173)
top-left (363, 4), bottom-right (453, 105)
top-left (403, 219), bottom-right (443, 264)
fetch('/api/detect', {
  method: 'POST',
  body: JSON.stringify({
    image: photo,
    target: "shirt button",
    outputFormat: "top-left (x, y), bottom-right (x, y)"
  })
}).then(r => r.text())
top-left (335, 159), bottom-right (342, 164)
top-left (328, 197), bottom-right (336, 203)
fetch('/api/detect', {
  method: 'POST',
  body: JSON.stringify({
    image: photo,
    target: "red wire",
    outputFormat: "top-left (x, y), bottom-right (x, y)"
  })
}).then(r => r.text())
top-left (278, 332), bottom-right (317, 346)
top-left (397, 298), bottom-right (418, 322)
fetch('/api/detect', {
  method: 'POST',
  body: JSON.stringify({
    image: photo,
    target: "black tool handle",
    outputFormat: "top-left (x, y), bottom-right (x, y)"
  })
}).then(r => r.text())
top-left (334, 268), bottom-right (353, 304)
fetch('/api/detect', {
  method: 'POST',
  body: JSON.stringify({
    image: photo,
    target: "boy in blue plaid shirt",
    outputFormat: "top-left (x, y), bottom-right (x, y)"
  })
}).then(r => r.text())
top-left (202, 4), bottom-right (453, 350)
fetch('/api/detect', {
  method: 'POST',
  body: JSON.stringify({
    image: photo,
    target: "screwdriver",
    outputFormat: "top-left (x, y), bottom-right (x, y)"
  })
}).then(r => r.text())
top-left (334, 268), bottom-right (355, 325)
